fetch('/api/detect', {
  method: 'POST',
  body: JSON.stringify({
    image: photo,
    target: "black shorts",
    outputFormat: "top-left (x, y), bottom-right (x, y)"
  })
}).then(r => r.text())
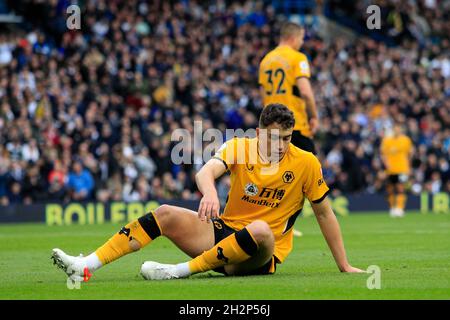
top-left (291, 131), bottom-right (316, 154)
top-left (211, 218), bottom-right (277, 276)
top-left (388, 175), bottom-right (399, 184)
top-left (387, 174), bottom-right (408, 185)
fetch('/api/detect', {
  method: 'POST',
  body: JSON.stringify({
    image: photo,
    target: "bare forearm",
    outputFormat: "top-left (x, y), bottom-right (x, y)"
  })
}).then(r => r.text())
top-left (304, 94), bottom-right (318, 119)
top-left (195, 170), bottom-right (218, 197)
top-left (316, 213), bottom-right (350, 271)
top-left (312, 200), bottom-right (363, 273)
top-left (380, 156), bottom-right (388, 170)
top-left (296, 78), bottom-right (318, 120)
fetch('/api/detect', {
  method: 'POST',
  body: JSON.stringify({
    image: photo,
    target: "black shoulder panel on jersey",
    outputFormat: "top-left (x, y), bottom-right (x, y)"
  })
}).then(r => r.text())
top-left (212, 156), bottom-right (229, 171)
top-left (292, 85), bottom-right (301, 98)
top-left (312, 189), bottom-right (330, 204)
top-left (283, 208), bottom-right (303, 234)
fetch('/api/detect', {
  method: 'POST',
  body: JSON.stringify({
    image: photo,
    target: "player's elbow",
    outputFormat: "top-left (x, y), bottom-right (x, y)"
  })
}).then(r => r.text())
top-left (314, 210), bottom-right (327, 221)
top-left (314, 207), bottom-right (334, 222)
top-left (300, 90), bottom-right (314, 101)
top-left (195, 169), bottom-right (205, 185)
top-left (312, 202), bottom-right (333, 221)
top-left (195, 169), bottom-right (212, 190)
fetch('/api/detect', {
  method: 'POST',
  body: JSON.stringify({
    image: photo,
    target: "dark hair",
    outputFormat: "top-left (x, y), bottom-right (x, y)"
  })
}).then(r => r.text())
top-left (280, 22), bottom-right (304, 40)
top-left (259, 104), bottom-right (295, 129)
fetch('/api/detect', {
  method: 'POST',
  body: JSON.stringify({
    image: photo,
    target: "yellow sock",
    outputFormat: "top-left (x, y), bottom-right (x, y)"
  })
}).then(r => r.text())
top-left (188, 227), bottom-right (258, 274)
top-left (388, 194), bottom-right (396, 209)
top-left (396, 194), bottom-right (407, 210)
top-left (95, 211), bottom-right (162, 265)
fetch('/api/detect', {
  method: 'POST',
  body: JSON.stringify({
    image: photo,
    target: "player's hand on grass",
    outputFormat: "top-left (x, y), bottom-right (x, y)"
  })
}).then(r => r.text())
top-left (198, 193), bottom-right (220, 223)
top-left (341, 265), bottom-right (366, 273)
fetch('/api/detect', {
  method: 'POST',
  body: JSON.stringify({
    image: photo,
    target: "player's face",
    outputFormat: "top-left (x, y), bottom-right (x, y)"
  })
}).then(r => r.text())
top-left (257, 123), bottom-right (293, 162)
top-left (394, 125), bottom-right (403, 136)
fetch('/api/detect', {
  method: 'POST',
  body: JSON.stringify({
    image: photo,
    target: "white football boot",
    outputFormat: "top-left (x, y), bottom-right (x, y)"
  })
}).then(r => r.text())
top-left (389, 208), bottom-right (397, 218)
top-left (140, 261), bottom-right (186, 280)
top-left (51, 248), bottom-right (88, 282)
top-left (293, 229), bottom-right (303, 237)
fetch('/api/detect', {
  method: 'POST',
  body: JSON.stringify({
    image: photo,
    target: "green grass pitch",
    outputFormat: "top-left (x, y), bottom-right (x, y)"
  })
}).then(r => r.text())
top-left (0, 212), bottom-right (449, 300)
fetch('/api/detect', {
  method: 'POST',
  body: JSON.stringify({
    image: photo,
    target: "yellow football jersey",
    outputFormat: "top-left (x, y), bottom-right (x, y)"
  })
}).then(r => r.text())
top-left (213, 137), bottom-right (329, 263)
top-left (380, 135), bottom-right (413, 175)
top-left (259, 45), bottom-right (312, 137)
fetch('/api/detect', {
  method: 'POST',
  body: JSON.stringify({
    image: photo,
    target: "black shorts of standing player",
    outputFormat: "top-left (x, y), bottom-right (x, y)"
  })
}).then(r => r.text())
top-left (211, 218), bottom-right (278, 275)
top-left (387, 174), bottom-right (409, 185)
top-left (291, 130), bottom-right (316, 154)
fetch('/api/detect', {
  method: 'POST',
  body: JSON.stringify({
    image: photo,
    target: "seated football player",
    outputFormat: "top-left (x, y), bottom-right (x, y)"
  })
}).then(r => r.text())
top-left (52, 104), bottom-right (363, 281)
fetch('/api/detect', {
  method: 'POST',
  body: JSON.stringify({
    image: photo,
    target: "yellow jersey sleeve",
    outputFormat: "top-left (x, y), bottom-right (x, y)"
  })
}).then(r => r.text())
top-left (303, 155), bottom-right (330, 203)
top-left (212, 138), bottom-right (238, 172)
top-left (380, 137), bottom-right (389, 156)
top-left (293, 53), bottom-right (311, 79)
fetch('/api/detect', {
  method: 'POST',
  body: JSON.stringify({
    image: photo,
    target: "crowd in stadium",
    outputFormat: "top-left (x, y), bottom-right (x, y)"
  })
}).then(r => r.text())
top-left (0, 0), bottom-right (449, 206)
top-left (327, 0), bottom-right (449, 45)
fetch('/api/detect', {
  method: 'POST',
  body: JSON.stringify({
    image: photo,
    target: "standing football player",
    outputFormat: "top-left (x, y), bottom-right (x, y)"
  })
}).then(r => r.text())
top-left (259, 22), bottom-right (319, 236)
top-left (380, 124), bottom-right (413, 217)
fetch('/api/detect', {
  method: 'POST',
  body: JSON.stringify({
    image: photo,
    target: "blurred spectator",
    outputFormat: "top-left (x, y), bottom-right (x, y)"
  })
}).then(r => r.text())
top-left (134, 147), bottom-right (157, 180)
top-left (66, 162), bottom-right (95, 201)
top-left (0, 151), bottom-right (9, 202)
top-left (22, 165), bottom-right (47, 204)
top-left (123, 177), bottom-right (141, 202)
top-left (7, 181), bottom-right (23, 204)
top-left (21, 138), bottom-right (40, 163)
top-left (48, 159), bottom-right (67, 186)
top-left (48, 179), bottom-right (67, 202)
top-left (217, 175), bottom-right (232, 208)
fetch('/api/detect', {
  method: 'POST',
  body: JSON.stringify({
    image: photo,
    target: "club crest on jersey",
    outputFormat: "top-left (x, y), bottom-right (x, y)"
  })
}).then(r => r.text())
top-left (282, 171), bottom-right (295, 184)
top-left (244, 183), bottom-right (258, 196)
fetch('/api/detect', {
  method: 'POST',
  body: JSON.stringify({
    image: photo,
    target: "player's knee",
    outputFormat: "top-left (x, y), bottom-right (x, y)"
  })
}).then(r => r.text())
top-left (247, 220), bottom-right (274, 246)
top-left (153, 204), bottom-right (174, 230)
top-left (128, 239), bottom-right (141, 252)
top-left (154, 204), bottom-right (172, 219)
